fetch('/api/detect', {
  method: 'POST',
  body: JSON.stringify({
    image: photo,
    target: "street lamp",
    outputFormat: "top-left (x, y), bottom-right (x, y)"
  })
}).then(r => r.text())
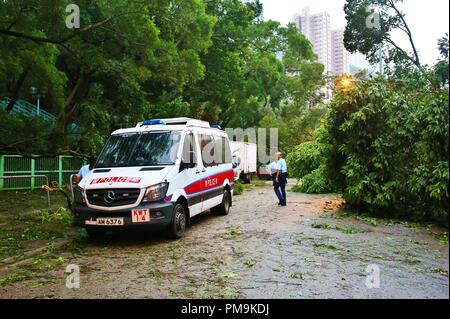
top-left (341, 76), bottom-right (353, 89)
top-left (30, 86), bottom-right (47, 116)
top-left (336, 75), bottom-right (354, 91)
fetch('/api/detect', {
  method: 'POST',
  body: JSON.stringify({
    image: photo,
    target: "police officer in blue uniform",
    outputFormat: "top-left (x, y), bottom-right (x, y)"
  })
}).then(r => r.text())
top-left (274, 152), bottom-right (288, 206)
top-left (74, 156), bottom-right (96, 184)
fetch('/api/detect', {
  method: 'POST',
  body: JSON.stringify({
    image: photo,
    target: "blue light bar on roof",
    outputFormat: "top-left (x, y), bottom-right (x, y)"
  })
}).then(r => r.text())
top-left (141, 119), bottom-right (166, 126)
top-left (210, 124), bottom-right (222, 130)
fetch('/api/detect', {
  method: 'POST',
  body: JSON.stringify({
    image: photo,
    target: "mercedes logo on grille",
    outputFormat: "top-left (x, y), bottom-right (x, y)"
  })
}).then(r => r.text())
top-left (104, 191), bottom-right (116, 204)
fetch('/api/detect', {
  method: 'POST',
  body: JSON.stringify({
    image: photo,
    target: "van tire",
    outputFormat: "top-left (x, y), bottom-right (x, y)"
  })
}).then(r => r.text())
top-left (168, 203), bottom-right (187, 239)
top-left (211, 189), bottom-right (231, 216)
top-left (240, 173), bottom-right (251, 184)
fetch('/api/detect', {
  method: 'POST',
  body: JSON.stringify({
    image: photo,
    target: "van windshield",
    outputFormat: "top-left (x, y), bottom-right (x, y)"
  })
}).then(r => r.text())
top-left (96, 131), bottom-right (181, 168)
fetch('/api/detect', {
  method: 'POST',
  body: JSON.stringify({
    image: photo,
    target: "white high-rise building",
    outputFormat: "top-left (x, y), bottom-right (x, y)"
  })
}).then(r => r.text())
top-left (293, 8), bottom-right (349, 76)
top-left (293, 8), bottom-right (332, 74)
top-left (331, 29), bottom-right (349, 75)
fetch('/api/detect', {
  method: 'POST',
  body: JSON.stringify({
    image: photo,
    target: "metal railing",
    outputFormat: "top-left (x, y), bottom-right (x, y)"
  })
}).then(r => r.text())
top-left (0, 155), bottom-right (85, 191)
top-left (0, 175), bottom-right (50, 206)
top-left (0, 97), bottom-right (55, 122)
top-left (0, 97), bottom-right (79, 132)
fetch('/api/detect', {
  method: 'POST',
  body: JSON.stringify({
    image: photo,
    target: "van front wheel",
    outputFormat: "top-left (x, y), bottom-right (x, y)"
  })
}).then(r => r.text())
top-left (168, 203), bottom-right (187, 239)
top-left (211, 190), bottom-right (231, 216)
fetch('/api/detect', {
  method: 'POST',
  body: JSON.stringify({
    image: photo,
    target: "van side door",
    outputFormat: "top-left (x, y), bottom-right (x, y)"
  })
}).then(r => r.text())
top-left (197, 132), bottom-right (226, 212)
top-left (179, 131), bottom-right (204, 217)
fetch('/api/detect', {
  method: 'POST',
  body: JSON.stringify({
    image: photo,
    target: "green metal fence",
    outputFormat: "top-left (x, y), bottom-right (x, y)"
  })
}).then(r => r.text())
top-left (0, 155), bottom-right (86, 190)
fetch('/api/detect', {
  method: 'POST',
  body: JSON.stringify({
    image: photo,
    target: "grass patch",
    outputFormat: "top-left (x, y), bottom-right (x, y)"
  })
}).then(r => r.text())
top-left (40, 208), bottom-right (72, 225)
top-left (233, 181), bottom-right (244, 196)
top-left (402, 256), bottom-right (422, 265)
top-left (338, 210), bottom-right (445, 231)
top-left (223, 272), bottom-right (237, 279)
top-left (0, 190), bottom-right (68, 215)
top-left (427, 267), bottom-right (449, 277)
top-left (337, 211), bottom-right (380, 226)
top-left (313, 243), bottom-right (338, 250)
top-left (288, 272), bottom-right (304, 280)
top-left (238, 177), bottom-right (268, 194)
top-left (311, 223), bottom-right (331, 230)
top-left (311, 222), bottom-right (362, 234)
top-left (229, 230), bottom-right (242, 238)
top-left (434, 232), bottom-right (448, 245)
top-left (251, 178), bottom-right (267, 187)
top-left (0, 208), bottom-right (72, 261)
top-left (355, 216), bottom-right (380, 227)
top-left (335, 225), bottom-right (362, 234)
top-left (148, 269), bottom-right (165, 278)
top-left (0, 255), bottom-right (66, 287)
top-left (272, 268), bottom-right (282, 272)
top-left (243, 260), bottom-right (256, 268)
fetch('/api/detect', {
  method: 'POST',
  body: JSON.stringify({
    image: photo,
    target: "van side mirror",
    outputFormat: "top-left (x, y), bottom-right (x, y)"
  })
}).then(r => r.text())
top-left (180, 160), bottom-right (196, 171)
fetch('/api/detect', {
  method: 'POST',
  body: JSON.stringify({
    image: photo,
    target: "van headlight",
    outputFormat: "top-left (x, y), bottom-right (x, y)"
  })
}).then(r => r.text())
top-left (143, 182), bottom-right (169, 203)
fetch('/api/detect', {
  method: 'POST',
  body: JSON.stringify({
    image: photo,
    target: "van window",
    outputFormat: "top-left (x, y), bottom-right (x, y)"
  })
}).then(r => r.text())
top-left (96, 133), bottom-right (139, 168)
top-left (198, 134), bottom-right (231, 166)
top-left (181, 133), bottom-right (197, 165)
top-left (96, 132), bottom-right (181, 168)
top-left (222, 137), bottom-right (232, 164)
top-left (199, 134), bottom-right (215, 167)
top-left (214, 136), bottom-right (232, 165)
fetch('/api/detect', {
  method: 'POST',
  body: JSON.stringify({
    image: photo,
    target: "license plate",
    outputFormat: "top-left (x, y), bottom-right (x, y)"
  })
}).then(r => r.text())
top-left (96, 218), bottom-right (124, 226)
top-left (132, 209), bottom-right (150, 223)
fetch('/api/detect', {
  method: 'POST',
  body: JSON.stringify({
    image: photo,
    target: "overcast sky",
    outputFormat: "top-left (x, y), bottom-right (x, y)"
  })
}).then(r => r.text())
top-left (260, 0), bottom-right (450, 66)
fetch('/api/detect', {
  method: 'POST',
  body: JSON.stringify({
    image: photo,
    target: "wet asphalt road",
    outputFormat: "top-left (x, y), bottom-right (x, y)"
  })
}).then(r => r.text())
top-left (0, 182), bottom-right (448, 299)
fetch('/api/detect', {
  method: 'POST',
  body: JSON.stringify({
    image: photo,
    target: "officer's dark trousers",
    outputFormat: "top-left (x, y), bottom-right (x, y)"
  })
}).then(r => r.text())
top-left (274, 173), bottom-right (287, 205)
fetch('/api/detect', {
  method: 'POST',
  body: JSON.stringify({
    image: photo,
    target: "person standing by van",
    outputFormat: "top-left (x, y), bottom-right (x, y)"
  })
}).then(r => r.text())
top-left (66, 156), bottom-right (96, 192)
top-left (274, 152), bottom-right (288, 206)
top-left (74, 156), bottom-right (96, 184)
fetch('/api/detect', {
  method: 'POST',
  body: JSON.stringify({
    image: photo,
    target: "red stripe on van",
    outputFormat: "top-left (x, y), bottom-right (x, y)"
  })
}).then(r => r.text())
top-left (164, 169), bottom-right (234, 202)
top-left (184, 170), bottom-right (234, 195)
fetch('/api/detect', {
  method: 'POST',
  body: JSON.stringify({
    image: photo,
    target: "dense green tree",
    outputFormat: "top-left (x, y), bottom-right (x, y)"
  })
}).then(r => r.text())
top-left (184, 0), bottom-right (267, 126)
top-left (344, 0), bottom-right (422, 70)
top-left (0, 0), bottom-right (325, 156)
top-left (255, 23), bottom-right (325, 153)
top-left (325, 72), bottom-right (448, 221)
top-left (433, 34), bottom-right (449, 86)
top-left (1, 0), bottom-right (215, 155)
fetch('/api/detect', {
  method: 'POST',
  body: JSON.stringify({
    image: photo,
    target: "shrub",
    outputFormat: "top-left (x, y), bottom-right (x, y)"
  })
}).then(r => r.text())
top-left (287, 125), bottom-right (334, 194)
top-left (233, 181), bottom-right (244, 196)
top-left (297, 165), bottom-right (334, 194)
top-left (326, 72), bottom-right (449, 222)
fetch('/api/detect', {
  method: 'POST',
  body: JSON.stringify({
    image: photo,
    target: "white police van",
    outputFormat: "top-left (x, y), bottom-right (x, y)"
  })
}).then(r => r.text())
top-left (73, 118), bottom-right (234, 239)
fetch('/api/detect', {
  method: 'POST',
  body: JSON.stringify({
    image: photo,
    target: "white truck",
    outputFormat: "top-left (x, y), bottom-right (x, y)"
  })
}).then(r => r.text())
top-left (230, 141), bottom-right (257, 184)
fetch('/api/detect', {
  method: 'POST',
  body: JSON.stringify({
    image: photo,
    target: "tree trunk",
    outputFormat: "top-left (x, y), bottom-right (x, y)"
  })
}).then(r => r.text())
top-left (6, 66), bottom-right (30, 113)
top-left (57, 75), bottom-right (90, 133)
